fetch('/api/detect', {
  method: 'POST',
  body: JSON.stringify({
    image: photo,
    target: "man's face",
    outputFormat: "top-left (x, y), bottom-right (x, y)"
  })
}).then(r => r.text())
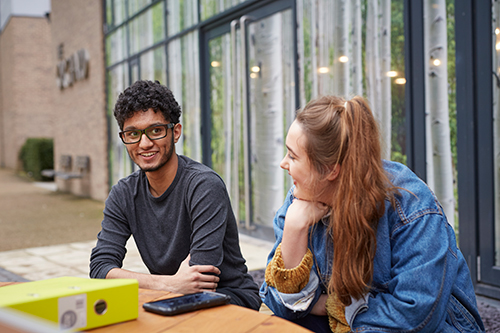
top-left (122, 109), bottom-right (181, 173)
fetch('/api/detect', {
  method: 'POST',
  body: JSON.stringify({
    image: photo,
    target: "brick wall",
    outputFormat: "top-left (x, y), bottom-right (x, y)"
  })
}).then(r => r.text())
top-left (0, 17), bottom-right (54, 170)
top-left (50, 0), bottom-right (108, 201)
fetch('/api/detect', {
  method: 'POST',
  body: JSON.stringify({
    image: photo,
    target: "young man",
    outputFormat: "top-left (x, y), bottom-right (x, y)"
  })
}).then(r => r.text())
top-left (90, 80), bottom-right (261, 310)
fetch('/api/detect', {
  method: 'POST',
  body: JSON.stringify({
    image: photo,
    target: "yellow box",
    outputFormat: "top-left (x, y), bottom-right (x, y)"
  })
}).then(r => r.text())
top-left (0, 277), bottom-right (139, 331)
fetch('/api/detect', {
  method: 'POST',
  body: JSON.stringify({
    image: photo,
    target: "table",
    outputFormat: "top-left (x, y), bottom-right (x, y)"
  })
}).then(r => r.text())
top-left (0, 282), bottom-right (311, 332)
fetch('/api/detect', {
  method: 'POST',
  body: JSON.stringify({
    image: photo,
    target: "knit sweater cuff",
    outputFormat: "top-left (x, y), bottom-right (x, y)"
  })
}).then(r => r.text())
top-left (265, 243), bottom-right (314, 294)
top-left (326, 292), bottom-right (350, 333)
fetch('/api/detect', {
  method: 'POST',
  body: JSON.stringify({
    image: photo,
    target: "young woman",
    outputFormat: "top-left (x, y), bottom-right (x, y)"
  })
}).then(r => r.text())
top-left (260, 95), bottom-right (485, 332)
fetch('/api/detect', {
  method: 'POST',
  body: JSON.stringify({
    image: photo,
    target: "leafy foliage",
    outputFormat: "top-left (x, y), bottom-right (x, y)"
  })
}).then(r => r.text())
top-left (19, 138), bottom-right (54, 181)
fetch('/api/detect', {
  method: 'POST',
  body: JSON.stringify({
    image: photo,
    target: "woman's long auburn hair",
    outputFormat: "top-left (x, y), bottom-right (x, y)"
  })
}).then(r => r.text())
top-left (295, 95), bottom-right (397, 306)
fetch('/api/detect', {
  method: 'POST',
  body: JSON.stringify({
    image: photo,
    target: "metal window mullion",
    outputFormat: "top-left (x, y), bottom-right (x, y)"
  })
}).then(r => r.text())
top-left (230, 19), bottom-right (241, 225)
top-left (455, 0), bottom-right (478, 283)
top-left (475, 0), bottom-right (498, 286)
top-left (404, 0), bottom-right (426, 181)
top-left (240, 15), bottom-right (252, 230)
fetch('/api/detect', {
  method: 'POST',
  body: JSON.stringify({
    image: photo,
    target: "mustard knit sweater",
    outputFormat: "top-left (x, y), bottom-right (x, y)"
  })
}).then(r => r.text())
top-left (265, 244), bottom-right (351, 333)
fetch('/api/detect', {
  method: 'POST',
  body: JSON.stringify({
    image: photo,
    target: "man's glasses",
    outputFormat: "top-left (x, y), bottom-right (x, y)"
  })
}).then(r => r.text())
top-left (119, 123), bottom-right (175, 144)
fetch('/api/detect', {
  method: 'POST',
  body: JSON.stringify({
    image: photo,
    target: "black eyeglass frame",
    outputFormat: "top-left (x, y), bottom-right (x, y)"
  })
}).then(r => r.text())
top-left (119, 123), bottom-right (175, 144)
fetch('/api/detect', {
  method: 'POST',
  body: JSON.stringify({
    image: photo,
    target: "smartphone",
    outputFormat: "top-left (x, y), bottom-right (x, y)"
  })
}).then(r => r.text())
top-left (142, 291), bottom-right (231, 316)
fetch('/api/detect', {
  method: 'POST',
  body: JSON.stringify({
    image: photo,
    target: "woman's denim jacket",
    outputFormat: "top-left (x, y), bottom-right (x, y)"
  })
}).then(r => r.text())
top-left (260, 160), bottom-right (485, 332)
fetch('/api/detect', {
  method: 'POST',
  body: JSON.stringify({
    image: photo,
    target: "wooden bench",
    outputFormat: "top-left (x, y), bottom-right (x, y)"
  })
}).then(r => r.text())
top-left (42, 155), bottom-right (89, 180)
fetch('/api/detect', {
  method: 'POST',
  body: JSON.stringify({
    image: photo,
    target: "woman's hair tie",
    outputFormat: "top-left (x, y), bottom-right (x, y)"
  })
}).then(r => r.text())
top-left (344, 101), bottom-right (348, 109)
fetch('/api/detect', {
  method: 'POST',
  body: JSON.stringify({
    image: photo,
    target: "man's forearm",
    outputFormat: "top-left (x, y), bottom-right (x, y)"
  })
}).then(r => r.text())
top-left (106, 260), bottom-right (220, 295)
top-left (106, 268), bottom-right (164, 290)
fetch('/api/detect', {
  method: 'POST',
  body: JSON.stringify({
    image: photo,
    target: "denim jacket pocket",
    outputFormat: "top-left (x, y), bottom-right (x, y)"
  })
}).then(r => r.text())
top-left (443, 295), bottom-right (485, 333)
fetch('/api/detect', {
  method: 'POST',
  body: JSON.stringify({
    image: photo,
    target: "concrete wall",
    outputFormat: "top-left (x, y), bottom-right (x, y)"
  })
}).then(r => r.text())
top-left (50, 0), bottom-right (108, 201)
top-left (0, 16), bottom-right (54, 170)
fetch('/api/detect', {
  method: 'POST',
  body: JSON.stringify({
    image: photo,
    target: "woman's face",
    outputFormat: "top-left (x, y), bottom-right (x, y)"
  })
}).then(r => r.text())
top-left (280, 120), bottom-right (326, 201)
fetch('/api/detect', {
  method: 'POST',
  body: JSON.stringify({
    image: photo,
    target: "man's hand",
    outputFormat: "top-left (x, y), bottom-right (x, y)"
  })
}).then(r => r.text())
top-left (163, 255), bottom-right (221, 294)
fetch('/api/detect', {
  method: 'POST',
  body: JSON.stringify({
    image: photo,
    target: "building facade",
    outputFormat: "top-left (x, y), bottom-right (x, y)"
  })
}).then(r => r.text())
top-left (0, 0), bottom-right (109, 201)
top-left (0, 10), bottom-right (53, 170)
top-left (50, 0), bottom-right (108, 201)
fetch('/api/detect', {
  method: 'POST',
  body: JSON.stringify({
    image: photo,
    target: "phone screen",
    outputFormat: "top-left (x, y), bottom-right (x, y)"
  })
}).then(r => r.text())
top-left (154, 292), bottom-right (220, 307)
top-left (143, 291), bottom-right (231, 316)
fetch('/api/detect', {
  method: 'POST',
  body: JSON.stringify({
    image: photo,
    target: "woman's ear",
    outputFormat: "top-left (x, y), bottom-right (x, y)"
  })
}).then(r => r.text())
top-left (327, 164), bottom-right (341, 181)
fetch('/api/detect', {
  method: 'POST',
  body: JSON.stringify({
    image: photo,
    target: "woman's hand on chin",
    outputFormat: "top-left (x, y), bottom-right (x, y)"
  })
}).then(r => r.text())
top-left (286, 197), bottom-right (330, 230)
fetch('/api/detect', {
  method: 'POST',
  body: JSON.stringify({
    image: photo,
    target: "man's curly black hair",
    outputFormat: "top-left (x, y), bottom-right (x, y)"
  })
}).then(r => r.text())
top-left (114, 80), bottom-right (181, 130)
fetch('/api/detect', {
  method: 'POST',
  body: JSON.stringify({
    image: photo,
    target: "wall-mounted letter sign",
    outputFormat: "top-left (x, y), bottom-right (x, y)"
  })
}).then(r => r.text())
top-left (56, 49), bottom-right (90, 90)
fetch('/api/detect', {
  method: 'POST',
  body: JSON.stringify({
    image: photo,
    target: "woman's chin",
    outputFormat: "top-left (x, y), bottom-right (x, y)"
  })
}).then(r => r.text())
top-left (293, 190), bottom-right (313, 201)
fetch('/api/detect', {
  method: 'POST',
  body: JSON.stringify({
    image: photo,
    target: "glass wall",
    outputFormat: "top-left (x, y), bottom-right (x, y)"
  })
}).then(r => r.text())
top-left (298, 0), bottom-right (406, 164)
top-left (106, 26), bottom-right (127, 66)
top-left (102, 0), bottom-right (461, 233)
top-left (107, 63), bottom-right (131, 182)
top-left (248, 10), bottom-right (295, 225)
top-left (168, 31), bottom-right (202, 161)
top-left (140, 45), bottom-right (167, 83)
top-left (167, 0), bottom-right (198, 36)
top-left (103, 0), bottom-right (408, 220)
top-left (105, 0), bottom-right (166, 184)
top-left (200, 0), bottom-right (247, 21)
top-left (207, 7), bottom-right (295, 227)
top-left (129, 0), bottom-right (154, 16)
top-left (129, 1), bottom-right (165, 56)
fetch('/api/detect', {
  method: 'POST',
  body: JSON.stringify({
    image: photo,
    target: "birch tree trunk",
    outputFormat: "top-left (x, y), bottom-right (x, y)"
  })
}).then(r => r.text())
top-left (185, 0), bottom-right (195, 28)
top-left (352, 0), bottom-right (363, 96)
top-left (232, 26), bottom-right (242, 222)
top-left (311, 0), bottom-right (319, 98)
top-left (168, 39), bottom-right (184, 155)
top-left (318, 0), bottom-right (328, 95)
top-left (167, 1), bottom-right (185, 155)
top-left (380, 0), bottom-right (392, 160)
top-left (297, 0), bottom-right (307, 107)
top-left (249, 14), bottom-right (285, 227)
top-left (424, 0), bottom-right (435, 190)
top-left (365, 1), bottom-right (375, 105)
top-left (223, 34), bottom-right (232, 187)
top-left (427, 0), bottom-right (455, 228)
top-left (365, 0), bottom-right (382, 129)
top-left (282, 11), bottom-right (295, 192)
top-left (185, 32), bottom-right (202, 162)
top-left (333, 0), bottom-right (350, 97)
